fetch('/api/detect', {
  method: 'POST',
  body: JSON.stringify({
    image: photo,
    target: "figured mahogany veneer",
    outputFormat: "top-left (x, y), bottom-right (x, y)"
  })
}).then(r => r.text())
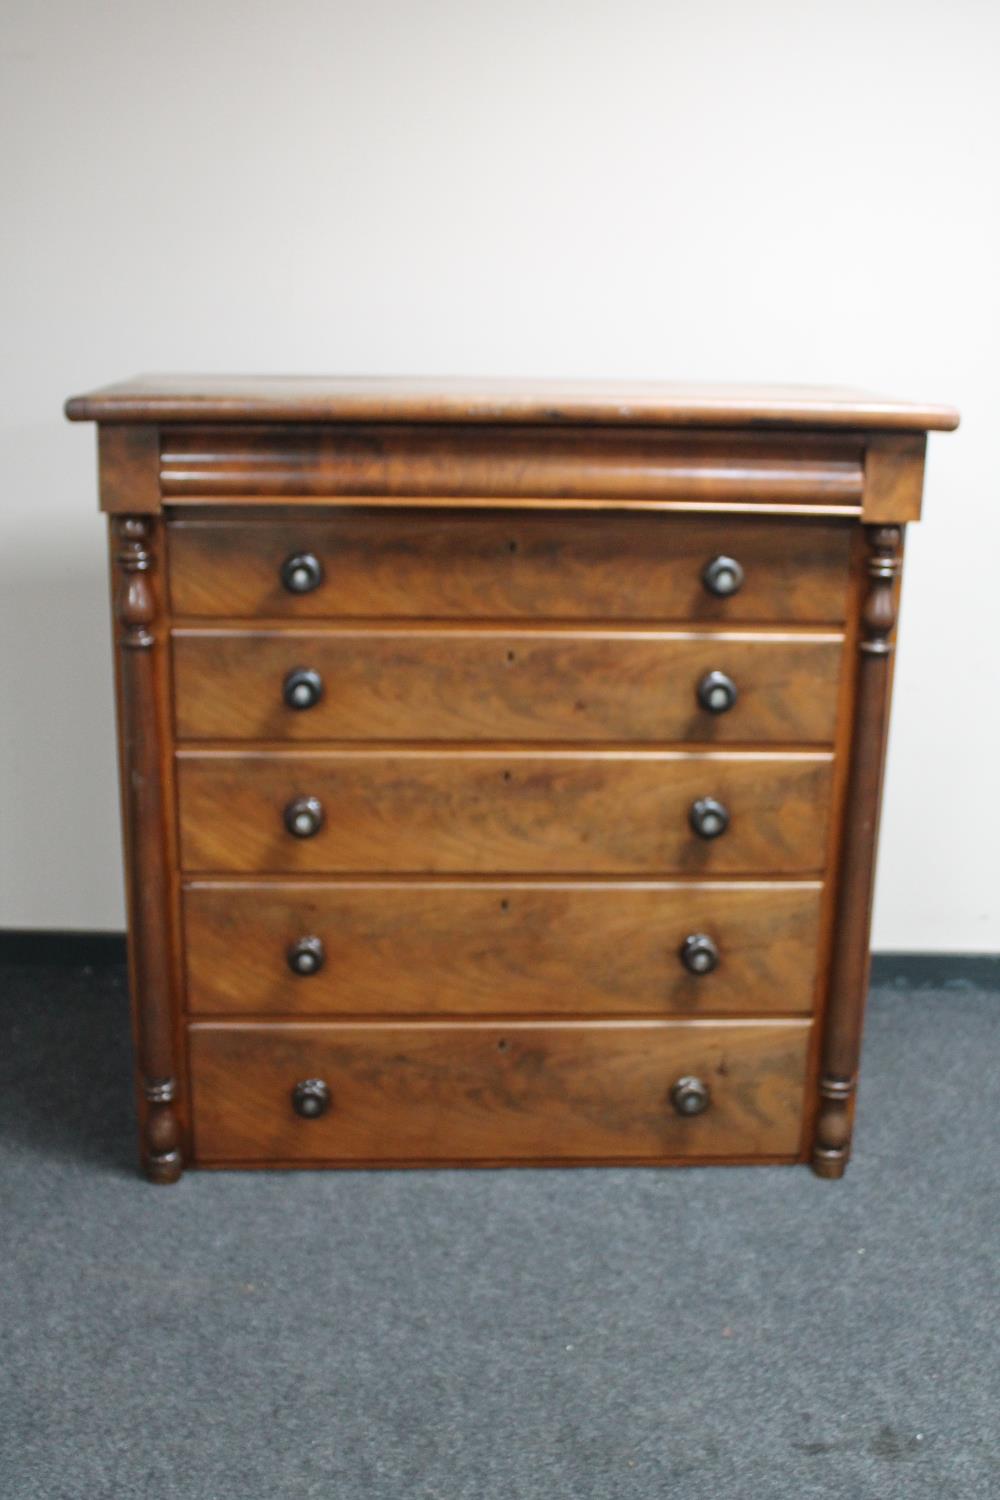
top-left (167, 512), bottom-right (852, 623)
top-left (188, 1019), bottom-right (812, 1164)
top-left (172, 627), bottom-right (843, 745)
top-left (183, 880), bottom-right (823, 1017)
top-left (176, 749), bottom-right (833, 876)
top-left (65, 375), bottom-right (957, 1181)
top-left (158, 425), bottom-right (867, 506)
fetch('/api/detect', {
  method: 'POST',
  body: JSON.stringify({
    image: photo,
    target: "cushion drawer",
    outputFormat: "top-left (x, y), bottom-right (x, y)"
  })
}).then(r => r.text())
top-left (172, 627), bottom-right (844, 745)
top-left (176, 749), bottom-right (833, 875)
top-left (188, 1018), bottom-right (811, 1163)
top-left (183, 880), bottom-right (822, 1017)
top-left (167, 511), bottom-right (851, 623)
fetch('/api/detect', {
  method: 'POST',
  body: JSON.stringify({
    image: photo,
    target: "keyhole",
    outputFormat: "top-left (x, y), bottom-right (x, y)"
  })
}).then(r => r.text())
top-left (497, 1039), bottom-right (509, 1052)
top-left (500, 898), bottom-right (510, 911)
top-left (502, 769), bottom-right (512, 782)
top-left (506, 650), bottom-right (516, 664)
top-left (508, 539), bottom-right (519, 553)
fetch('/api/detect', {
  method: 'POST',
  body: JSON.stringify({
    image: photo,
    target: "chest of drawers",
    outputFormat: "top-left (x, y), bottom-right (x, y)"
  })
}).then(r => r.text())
top-left (66, 377), bottom-right (957, 1182)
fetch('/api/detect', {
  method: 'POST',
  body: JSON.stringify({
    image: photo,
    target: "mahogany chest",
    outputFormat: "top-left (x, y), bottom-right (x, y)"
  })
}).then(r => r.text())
top-left (65, 377), bottom-right (957, 1181)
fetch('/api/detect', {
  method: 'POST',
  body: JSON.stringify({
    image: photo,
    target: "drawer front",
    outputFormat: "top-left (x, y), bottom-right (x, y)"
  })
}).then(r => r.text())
top-left (176, 750), bottom-right (833, 875)
top-left (188, 1019), bottom-right (811, 1163)
top-left (167, 512), bottom-right (851, 623)
top-left (183, 880), bottom-right (821, 1017)
top-left (172, 628), bottom-right (843, 745)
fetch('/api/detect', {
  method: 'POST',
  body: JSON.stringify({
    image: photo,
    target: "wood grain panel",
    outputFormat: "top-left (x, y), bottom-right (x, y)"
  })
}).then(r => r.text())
top-left (167, 511), bottom-right (852, 623)
top-left (188, 1018), bottom-right (811, 1163)
top-left (863, 434), bottom-right (926, 522)
top-left (158, 425), bottom-right (864, 504)
top-left (172, 627), bottom-right (844, 745)
top-left (183, 880), bottom-right (822, 1017)
top-left (65, 374), bottom-right (960, 432)
top-left (98, 426), bottom-right (160, 514)
top-left (176, 749), bottom-right (833, 875)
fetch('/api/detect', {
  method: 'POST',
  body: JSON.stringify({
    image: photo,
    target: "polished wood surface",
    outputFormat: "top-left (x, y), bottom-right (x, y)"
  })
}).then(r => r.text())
top-left (862, 435), bottom-right (927, 522)
top-left (65, 375), bottom-right (960, 432)
top-left (172, 627), bottom-right (844, 745)
top-left (167, 512), bottom-right (853, 623)
top-left (176, 749), bottom-right (833, 875)
top-left (813, 526), bottom-right (903, 1177)
top-left (98, 427), bottom-right (160, 514)
top-left (110, 517), bottom-right (182, 1182)
top-left (158, 425), bottom-right (864, 506)
top-left (69, 375), bottom-right (955, 1179)
top-left (183, 879), bottom-right (823, 1017)
top-left (188, 1018), bottom-right (811, 1163)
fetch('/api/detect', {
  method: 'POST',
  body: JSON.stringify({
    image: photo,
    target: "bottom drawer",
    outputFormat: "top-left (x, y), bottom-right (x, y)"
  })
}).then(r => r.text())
top-left (189, 1019), bottom-right (811, 1165)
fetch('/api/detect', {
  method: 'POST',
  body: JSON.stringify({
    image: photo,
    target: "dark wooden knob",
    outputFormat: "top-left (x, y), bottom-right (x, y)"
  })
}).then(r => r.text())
top-left (702, 555), bottom-right (744, 598)
top-left (680, 933), bottom-right (720, 975)
top-left (689, 796), bottom-right (729, 840)
top-left (291, 1079), bottom-right (330, 1118)
top-left (283, 667), bottom-right (323, 710)
top-left (287, 936), bottom-right (325, 976)
top-left (670, 1076), bottom-right (711, 1116)
top-left (281, 552), bottom-right (324, 594)
top-left (284, 796), bottom-right (324, 838)
top-left (697, 670), bottom-right (738, 714)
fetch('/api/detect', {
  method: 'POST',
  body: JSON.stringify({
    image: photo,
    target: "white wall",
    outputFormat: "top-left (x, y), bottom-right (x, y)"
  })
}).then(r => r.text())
top-left (1, 0), bottom-right (996, 948)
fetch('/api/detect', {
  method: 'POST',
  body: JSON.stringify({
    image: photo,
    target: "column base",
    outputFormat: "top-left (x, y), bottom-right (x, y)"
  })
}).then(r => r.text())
top-left (811, 1147), bottom-right (849, 1180)
top-left (144, 1149), bottom-right (183, 1184)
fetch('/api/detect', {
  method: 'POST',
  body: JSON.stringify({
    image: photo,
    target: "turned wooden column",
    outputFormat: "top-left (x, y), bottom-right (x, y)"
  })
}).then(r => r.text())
top-left (112, 515), bottom-right (182, 1183)
top-left (812, 524), bottom-right (903, 1178)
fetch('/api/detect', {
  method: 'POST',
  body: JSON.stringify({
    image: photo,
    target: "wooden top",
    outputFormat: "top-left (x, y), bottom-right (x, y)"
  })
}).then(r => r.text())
top-left (65, 376), bottom-right (959, 432)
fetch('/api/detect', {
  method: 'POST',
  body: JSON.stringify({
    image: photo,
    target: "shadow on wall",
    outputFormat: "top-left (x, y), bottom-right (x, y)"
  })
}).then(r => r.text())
top-left (0, 558), bottom-right (124, 929)
top-left (0, 959), bottom-right (137, 1174)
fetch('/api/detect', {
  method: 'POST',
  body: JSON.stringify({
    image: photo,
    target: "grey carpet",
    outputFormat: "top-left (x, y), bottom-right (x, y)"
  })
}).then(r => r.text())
top-left (0, 961), bottom-right (997, 1499)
